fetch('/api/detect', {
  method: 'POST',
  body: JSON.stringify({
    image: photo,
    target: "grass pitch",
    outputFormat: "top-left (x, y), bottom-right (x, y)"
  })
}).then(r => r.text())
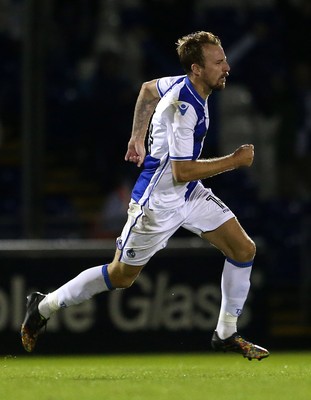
top-left (1, 352), bottom-right (310, 400)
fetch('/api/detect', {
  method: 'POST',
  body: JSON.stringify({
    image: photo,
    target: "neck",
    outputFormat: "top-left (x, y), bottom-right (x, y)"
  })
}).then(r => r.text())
top-left (188, 75), bottom-right (212, 99)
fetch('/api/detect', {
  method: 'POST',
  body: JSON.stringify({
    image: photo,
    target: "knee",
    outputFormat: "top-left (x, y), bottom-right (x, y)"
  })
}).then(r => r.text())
top-left (107, 262), bottom-right (143, 289)
top-left (242, 239), bottom-right (256, 262)
top-left (232, 239), bottom-right (256, 263)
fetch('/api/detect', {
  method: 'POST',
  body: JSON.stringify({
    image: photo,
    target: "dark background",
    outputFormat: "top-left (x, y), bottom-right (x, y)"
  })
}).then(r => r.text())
top-left (0, 0), bottom-right (310, 353)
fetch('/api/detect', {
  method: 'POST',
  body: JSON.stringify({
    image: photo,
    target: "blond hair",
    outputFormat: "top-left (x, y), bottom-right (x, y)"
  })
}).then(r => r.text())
top-left (176, 31), bottom-right (221, 73)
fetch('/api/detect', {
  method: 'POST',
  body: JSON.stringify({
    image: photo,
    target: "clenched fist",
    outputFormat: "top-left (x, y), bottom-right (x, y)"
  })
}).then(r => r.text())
top-left (232, 144), bottom-right (254, 168)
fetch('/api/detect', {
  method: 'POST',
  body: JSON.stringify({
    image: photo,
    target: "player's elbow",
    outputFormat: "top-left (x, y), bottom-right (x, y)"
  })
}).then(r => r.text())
top-left (172, 170), bottom-right (190, 183)
top-left (172, 161), bottom-right (192, 183)
top-left (140, 79), bottom-right (159, 101)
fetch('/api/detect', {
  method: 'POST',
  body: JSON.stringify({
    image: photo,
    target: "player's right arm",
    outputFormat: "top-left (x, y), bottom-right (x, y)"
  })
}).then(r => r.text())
top-left (125, 79), bottom-right (160, 167)
top-left (125, 75), bottom-right (186, 167)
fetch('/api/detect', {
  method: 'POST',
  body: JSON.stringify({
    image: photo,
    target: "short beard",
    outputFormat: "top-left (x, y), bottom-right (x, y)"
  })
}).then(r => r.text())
top-left (212, 82), bottom-right (226, 91)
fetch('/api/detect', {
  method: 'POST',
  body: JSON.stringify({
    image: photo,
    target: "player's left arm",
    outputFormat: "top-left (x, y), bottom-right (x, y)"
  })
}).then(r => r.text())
top-left (168, 101), bottom-right (254, 182)
top-left (172, 144), bottom-right (255, 182)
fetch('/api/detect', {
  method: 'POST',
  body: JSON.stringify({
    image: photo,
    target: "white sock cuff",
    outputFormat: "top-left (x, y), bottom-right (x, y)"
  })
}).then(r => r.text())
top-left (218, 310), bottom-right (238, 323)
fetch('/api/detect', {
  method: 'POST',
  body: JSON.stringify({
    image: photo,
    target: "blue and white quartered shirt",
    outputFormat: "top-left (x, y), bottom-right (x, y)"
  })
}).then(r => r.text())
top-left (132, 75), bottom-right (210, 210)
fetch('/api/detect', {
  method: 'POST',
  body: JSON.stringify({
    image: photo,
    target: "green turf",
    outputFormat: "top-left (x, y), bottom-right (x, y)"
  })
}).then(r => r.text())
top-left (0, 352), bottom-right (310, 400)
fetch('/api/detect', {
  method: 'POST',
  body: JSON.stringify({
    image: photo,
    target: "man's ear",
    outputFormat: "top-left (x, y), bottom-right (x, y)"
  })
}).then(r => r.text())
top-left (191, 63), bottom-right (202, 77)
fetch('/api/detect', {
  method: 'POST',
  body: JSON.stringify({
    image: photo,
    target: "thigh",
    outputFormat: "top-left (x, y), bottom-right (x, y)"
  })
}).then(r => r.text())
top-left (201, 216), bottom-right (255, 261)
top-left (182, 185), bottom-right (235, 235)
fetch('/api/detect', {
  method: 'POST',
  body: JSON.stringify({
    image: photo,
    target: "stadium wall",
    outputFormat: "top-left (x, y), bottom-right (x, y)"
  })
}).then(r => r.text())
top-left (0, 239), bottom-right (309, 355)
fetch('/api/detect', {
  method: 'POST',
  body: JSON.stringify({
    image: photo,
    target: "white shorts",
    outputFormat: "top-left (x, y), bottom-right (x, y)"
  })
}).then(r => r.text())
top-left (117, 183), bottom-right (235, 266)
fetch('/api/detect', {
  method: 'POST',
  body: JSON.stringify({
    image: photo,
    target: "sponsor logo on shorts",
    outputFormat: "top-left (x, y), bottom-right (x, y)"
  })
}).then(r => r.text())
top-left (126, 248), bottom-right (136, 258)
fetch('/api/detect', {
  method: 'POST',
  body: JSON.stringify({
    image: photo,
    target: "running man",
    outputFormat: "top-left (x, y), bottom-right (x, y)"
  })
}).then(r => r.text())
top-left (21, 31), bottom-right (269, 360)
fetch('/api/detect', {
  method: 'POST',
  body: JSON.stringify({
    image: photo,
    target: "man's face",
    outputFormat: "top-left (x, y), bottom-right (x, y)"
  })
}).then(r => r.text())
top-left (198, 44), bottom-right (230, 91)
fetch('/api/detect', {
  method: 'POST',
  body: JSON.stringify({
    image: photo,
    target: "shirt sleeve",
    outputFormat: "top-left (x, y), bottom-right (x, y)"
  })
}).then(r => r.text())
top-left (166, 101), bottom-right (198, 161)
top-left (156, 75), bottom-right (186, 98)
